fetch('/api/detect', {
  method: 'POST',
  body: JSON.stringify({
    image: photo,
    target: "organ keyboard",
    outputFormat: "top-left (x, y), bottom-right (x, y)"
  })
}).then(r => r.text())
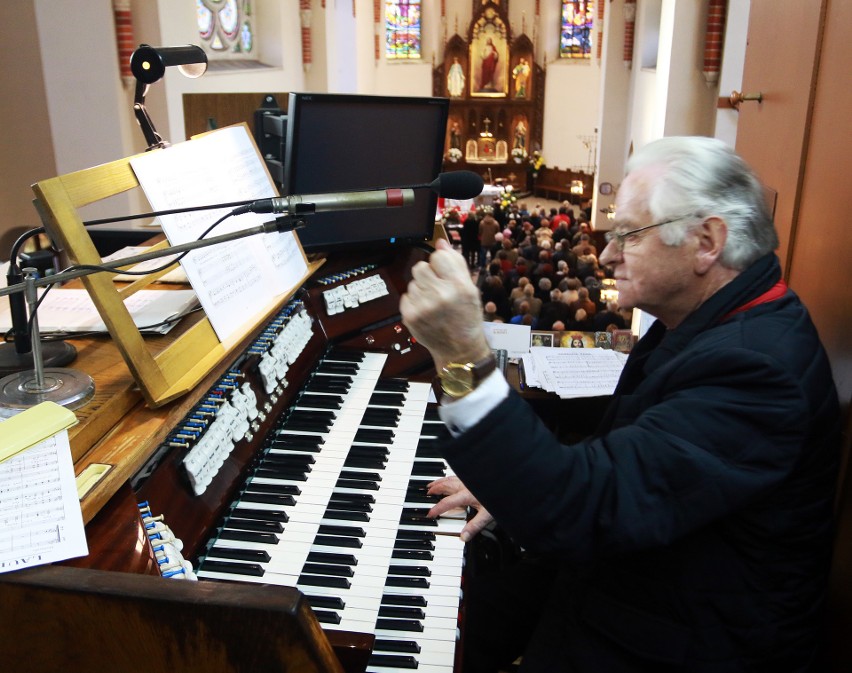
top-left (0, 248), bottom-right (469, 673)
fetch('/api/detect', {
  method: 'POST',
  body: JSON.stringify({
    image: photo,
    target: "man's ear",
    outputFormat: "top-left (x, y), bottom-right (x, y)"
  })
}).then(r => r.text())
top-left (694, 217), bottom-right (727, 275)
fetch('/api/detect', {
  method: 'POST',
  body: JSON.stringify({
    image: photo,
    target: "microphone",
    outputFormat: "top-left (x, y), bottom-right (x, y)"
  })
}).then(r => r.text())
top-left (427, 170), bottom-right (484, 200)
top-left (237, 188), bottom-right (415, 216)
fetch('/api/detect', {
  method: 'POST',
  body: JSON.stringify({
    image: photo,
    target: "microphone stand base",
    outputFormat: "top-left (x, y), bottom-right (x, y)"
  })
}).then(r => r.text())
top-left (0, 341), bottom-right (77, 376)
top-left (0, 367), bottom-right (95, 411)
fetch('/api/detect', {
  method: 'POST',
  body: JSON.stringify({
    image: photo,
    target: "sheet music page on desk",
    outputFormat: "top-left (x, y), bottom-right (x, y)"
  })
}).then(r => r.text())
top-left (524, 346), bottom-right (628, 398)
top-left (0, 430), bottom-right (88, 573)
top-left (130, 125), bottom-right (307, 342)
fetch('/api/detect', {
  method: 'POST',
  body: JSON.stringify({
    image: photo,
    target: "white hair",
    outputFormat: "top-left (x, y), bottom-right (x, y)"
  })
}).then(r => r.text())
top-left (625, 136), bottom-right (778, 270)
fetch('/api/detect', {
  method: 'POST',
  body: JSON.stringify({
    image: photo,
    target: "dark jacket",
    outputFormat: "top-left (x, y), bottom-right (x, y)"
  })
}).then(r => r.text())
top-left (442, 254), bottom-right (840, 671)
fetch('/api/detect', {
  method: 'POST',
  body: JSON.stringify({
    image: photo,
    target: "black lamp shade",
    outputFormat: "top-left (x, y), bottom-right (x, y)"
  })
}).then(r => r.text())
top-left (130, 44), bottom-right (208, 85)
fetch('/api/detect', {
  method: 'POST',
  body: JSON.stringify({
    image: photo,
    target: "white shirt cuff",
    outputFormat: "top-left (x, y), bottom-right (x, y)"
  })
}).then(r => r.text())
top-left (438, 369), bottom-right (510, 436)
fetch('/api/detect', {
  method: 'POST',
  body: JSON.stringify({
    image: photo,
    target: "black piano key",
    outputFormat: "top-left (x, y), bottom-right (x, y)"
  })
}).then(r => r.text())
top-left (240, 492), bottom-right (297, 506)
top-left (253, 467), bottom-right (309, 482)
top-left (201, 559), bottom-right (265, 577)
top-left (339, 470), bottom-right (382, 482)
top-left (388, 565), bottom-right (431, 577)
top-left (298, 574), bottom-right (351, 589)
top-left (402, 507), bottom-right (431, 518)
top-left (415, 442), bottom-right (443, 458)
top-left (304, 595), bottom-right (346, 610)
top-left (335, 478), bottom-right (380, 491)
top-left (205, 547), bottom-right (271, 563)
top-left (312, 610), bottom-right (342, 625)
top-left (327, 498), bottom-right (373, 512)
top-left (326, 349), bottom-right (365, 362)
top-left (423, 406), bottom-right (441, 421)
top-left (348, 444), bottom-right (390, 458)
top-left (329, 492), bottom-right (375, 504)
top-left (290, 409), bottom-right (337, 421)
top-left (318, 524), bottom-right (367, 538)
top-left (375, 618), bottom-right (424, 633)
top-left (354, 428), bottom-right (395, 444)
top-left (273, 433), bottom-right (325, 447)
top-left (392, 549), bottom-right (434, 561)
top-left (385, 576), bottom-right (430, 588)
top-left (396, 529), bottom-right (436, 541)
top-left (219, 530), bottom-right (279, 544)
top-left (378, 605), bottom-right (426, 620)
top-left (373, 639), bottom-right (421, 654)
top-left (306, 551), bottom-right (358, 566)
top-left (393, 539), bottom-right (435, 551)
top-left (374, 378), bottom-right (410, 393)
top-left (367, 654), bottom-right (419, 669)
top-left (411, 461), bottom-right (446, 477)
top-left (363, 409), bottom-right (401, 424)
top-left (244, 482), bottom-right (301, 496)
top-left (381, 594), bottom-right (428, 607)
top-left (302, 562), bottom-right (354, 578)
top-left (343, 456), bottom-right (386, 470)
top-left (224, 518), bottom-right (285, 534)
top-left (317, 362), bottom-right (359, 375)
top-left (260, 453), bottom-right (316, 466)
top-left (230, 508), bottom-right (290, 523)
top-left (297, 394), bottom-right (343, 409)
top-left (282, 419), bottom-right (333, 432)
top-left (369, 392), bottom-right (406, 407)
top-left (400, 515), bottom-right (438, 527)
top-left (314, 535), bottom-right (362, 549)
top-left (323, 509), bottom-right (370, 522)
top-left (404, 493), bottom-right (439, 505)
top-left (306, 379), bottom-right (351, 394)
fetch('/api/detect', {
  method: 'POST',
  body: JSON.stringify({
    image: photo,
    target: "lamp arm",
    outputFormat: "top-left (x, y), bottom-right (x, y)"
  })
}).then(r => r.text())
top-left (133, 80), bottom-right (167, 150)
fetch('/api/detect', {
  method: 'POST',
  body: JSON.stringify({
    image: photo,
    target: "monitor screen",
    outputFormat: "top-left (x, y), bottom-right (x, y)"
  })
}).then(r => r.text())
top-left (283, 93), bottom-right (449, 253)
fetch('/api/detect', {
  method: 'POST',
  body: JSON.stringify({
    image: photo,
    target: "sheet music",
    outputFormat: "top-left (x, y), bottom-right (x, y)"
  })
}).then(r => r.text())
top-left (525, 346), bottom-right (628, 398)
top-left (0, 288), bottom-right (199, 335)
top-left (0, 430), bottom-right (88, 572)
top-left (130, 125), bottom-right (308, 342)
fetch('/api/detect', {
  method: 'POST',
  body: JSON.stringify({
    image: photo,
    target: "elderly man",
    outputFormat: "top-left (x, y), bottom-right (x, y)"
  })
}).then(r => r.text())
top-left (399, 137), bottom-right (840, 672)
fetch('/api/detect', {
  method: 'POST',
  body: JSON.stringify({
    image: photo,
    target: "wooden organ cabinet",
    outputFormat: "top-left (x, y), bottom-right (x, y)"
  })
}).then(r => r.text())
top-left (0, 144), bottom-right (468, 673)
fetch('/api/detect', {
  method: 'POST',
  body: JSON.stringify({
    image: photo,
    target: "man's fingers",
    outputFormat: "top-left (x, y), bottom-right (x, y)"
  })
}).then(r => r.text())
top-left (427, 476), bottom-right (464, 496)
top-left (428, 490), bottom-right (474, 518)
top-left (460, 508), bottom-right (494, 543)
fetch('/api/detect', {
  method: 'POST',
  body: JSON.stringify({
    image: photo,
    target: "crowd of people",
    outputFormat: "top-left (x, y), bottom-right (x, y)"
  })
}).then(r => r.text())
top-left (455, 199), bottom-right (632, 334)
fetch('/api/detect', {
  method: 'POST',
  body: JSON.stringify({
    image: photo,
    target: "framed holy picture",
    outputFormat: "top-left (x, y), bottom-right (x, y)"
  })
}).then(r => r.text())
top-left (470, 23), bottom-right (509, 97)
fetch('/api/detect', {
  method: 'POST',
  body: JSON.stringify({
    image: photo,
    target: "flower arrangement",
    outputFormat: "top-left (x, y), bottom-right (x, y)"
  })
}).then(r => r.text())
top-left (447, 147), bottom-right (463, 162)
top-left (440, 206), bottom-right (462, 225)
top-left (499, 184), bottom-right (517, 210)
top-left (529, 150), bottom-right (545, 172)
top-left (511, 147), bottom-right (527, 161)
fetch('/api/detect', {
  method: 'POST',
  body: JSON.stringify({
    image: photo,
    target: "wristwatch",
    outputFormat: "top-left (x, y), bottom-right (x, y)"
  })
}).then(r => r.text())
top-left (437, 354), bottom-right (497, 400)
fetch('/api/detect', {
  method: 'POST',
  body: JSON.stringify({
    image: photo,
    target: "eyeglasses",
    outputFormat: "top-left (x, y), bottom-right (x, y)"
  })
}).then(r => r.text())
top-left (604, 214), bottom-right (694, 252)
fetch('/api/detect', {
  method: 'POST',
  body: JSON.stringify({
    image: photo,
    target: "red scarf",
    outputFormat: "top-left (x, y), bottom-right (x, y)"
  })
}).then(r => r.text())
top-left (721, 280), bottom-right (788, 322)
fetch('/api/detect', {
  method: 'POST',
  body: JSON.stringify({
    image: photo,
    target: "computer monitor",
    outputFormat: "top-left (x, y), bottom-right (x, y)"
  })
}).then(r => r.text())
top-left (282, 92), bottom-right (449, 253)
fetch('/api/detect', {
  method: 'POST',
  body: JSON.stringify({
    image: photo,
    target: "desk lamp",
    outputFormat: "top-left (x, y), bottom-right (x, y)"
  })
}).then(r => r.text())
top-left (130, 44), bottom-right (207, 150)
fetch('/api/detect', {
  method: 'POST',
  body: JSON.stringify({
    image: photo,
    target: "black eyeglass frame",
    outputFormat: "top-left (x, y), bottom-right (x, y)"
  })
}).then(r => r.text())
top-left (604, 214), bottom-right (696, 251)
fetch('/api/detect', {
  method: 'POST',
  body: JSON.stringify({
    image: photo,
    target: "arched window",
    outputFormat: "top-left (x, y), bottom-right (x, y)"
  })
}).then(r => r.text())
top-left (386, 1), bottom-right (421, 60)
top-left (560, 0), bottom-right (594, 59)
top-left (196, 0), bottom-right (256, 63)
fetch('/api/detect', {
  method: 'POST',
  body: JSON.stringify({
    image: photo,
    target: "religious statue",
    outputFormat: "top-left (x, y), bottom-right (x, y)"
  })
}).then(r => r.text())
top-left (447, 57), bottom-right (465, 98)
top-left (512, 58), bottom-right (530, 98)
top-left (513, 121), bottom-right (526, 151)
top-left (450, 122), bottom-right (461, 150)
top-left (479, 38), bottom-right (499, 90)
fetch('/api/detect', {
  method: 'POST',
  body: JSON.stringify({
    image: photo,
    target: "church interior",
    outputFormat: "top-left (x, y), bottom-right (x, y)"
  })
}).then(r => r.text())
top-left (1, 1), bottom-right (852, 671)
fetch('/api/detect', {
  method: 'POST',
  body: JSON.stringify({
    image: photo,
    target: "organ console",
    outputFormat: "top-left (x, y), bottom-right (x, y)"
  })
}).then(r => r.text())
top-left (0, 246), bottom-right (469, 673)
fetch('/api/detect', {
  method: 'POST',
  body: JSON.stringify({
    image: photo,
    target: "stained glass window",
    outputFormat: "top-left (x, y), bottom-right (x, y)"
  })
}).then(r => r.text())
top-left (386, 1), bottom-right (422, 60)
top-left (197, 0), bottom-right (255, 60)
top-left (560, 1), bottom-right (594, 59)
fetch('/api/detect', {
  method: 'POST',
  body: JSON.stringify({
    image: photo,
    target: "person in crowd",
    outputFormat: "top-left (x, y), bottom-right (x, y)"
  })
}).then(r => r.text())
top-left (570, 286), bottom-right (596, 317)
top-left (592, 300), bottom-right (627, 331)
top-left (400, 136), bottom-right (840, 672)
top-left (478, 209), bottom-right (501, 270)
top-left (536, 288), bottom-right (570, 331)
top-left (461, 209), bottom-right (480, 268)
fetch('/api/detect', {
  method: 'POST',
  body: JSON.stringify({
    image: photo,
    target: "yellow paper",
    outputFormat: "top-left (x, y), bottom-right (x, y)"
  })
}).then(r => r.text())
top-left (0, 401), bottom-right (78, 463)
